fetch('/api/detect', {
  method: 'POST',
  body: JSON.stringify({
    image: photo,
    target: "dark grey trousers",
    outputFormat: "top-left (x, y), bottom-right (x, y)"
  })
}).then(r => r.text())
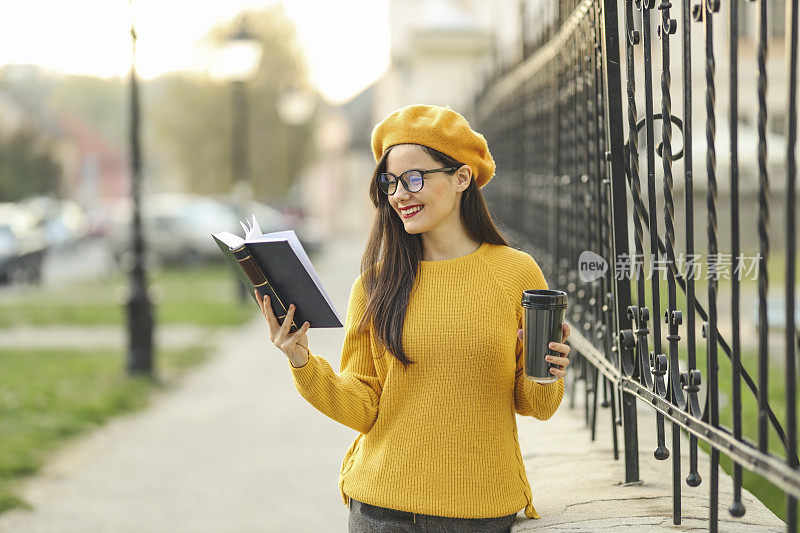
top-left (348, 498), bottom-right (518, 533)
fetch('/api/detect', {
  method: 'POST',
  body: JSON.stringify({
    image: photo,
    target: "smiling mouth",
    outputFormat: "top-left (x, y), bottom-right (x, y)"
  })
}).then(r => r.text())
top-left (401, 206), bottom-right (424, 218)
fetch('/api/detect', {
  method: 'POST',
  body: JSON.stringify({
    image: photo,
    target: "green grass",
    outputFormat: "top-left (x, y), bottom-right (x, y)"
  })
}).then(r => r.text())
top-left (0, 345), bottom-right (211, 515)
top-left (0, 263), bottom-right (254, 327)
top-left (686, 345), bottom-right (799, 524)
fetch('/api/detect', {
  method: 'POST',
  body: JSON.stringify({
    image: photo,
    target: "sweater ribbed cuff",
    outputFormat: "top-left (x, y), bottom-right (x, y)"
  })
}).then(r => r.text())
top-left (289, 352), bottom-right (318, 392)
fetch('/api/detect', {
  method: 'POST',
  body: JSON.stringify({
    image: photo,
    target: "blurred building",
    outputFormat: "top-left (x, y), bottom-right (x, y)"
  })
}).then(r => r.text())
top-left (301, 87), bottom-right (376, 240)
top-left (374, 0), bottom-right (493, 119)
top-left (55, 112), bottom-right (128, 207)
top-left (303, 0), bottom-right (494, 241)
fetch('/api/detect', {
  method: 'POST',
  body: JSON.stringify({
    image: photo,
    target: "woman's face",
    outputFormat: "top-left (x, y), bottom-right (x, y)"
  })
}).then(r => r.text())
top-left (383, 144), bottom-right (470, 235)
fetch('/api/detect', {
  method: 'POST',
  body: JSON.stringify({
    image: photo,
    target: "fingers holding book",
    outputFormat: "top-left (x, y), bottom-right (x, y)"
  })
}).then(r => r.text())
top-left (256, 289), bottom-right (275, 328)
top-left (255, 289), bottom-right (311, 367)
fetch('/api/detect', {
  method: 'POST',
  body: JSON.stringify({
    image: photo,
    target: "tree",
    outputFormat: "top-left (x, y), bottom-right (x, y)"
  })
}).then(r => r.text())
top-left (0, 123), bottom-right (61, 201)
top-left (147, 5), bottom-right (319, 202)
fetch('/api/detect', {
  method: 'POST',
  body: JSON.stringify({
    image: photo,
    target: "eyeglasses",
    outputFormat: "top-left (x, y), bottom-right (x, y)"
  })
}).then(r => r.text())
top-left (377, 167), bottom-right (458, 195)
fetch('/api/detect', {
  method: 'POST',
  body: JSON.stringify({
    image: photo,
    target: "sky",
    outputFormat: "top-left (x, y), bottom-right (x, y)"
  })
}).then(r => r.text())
top-left (0, 0), bottom-right (391, 104)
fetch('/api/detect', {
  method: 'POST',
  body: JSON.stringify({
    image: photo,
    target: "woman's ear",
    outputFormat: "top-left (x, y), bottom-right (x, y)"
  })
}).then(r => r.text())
top-left (456, 164), bottom-right (472, 190)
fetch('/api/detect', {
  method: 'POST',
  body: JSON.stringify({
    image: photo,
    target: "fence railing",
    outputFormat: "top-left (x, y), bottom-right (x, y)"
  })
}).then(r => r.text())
top-left (473, 0), bottom-right (799, 531)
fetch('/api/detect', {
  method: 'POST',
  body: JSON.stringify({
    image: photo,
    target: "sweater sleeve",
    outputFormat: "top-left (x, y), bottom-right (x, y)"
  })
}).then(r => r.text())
top-left (287, 275), bottom-right (382, 434)
top-left (513, 253), bottom-right (565, 420)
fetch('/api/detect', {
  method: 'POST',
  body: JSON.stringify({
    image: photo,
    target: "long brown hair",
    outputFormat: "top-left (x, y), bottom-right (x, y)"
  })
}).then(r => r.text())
top-left (355, 143), bottom-right (510, 369)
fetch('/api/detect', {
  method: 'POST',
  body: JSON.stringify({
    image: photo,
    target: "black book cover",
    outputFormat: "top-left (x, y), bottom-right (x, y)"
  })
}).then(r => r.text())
top-left (212, 233), bottom-right (343, 332)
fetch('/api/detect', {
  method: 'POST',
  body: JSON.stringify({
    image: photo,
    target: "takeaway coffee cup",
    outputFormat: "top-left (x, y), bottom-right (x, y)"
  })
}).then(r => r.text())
top-left (521, 289), bottom-right (568, 384)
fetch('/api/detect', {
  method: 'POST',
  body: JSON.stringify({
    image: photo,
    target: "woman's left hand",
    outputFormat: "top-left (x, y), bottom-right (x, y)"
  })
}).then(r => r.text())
top-left (517, 323), bottom-right (572, 378)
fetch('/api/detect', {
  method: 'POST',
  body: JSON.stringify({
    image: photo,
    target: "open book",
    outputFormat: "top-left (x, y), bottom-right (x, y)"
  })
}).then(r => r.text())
top-left (212, 215), bottom-right (344, 334)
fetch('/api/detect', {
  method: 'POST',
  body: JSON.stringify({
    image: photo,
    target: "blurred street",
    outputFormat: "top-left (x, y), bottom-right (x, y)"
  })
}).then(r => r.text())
top-left (39, 237), bottom-right (116, 286)
top-left (0, 236), bottom-right (113, 301)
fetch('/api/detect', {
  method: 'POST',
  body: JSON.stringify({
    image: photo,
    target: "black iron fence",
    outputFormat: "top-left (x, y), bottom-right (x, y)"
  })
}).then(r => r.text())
top-left (474, 0), bottom-right (799, 531)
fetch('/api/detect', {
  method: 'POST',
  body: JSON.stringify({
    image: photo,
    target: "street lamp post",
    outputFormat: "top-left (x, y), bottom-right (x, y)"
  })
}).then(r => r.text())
top-left (213, 18), bottom-right (263, 301)
top-left (277, 87), bottom-right (315, 212)
top-left (126, 1), bottom-right (153, 376)
top-left (231, 77), bottom-right (249, 201)
top-left (214, 21), bottom-right (263, 197)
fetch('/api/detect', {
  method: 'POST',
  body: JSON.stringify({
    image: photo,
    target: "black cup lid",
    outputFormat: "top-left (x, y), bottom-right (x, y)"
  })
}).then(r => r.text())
top-left (521, 289), bottom-right (568, 308)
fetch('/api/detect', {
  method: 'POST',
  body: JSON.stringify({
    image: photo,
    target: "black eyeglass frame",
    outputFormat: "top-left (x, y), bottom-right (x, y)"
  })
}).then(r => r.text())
top-left (377, 167), bottom-right (459, 195)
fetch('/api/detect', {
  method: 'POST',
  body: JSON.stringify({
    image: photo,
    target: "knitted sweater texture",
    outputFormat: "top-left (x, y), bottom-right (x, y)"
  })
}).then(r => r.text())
top-left (288, 241), bottom-right (564, 520)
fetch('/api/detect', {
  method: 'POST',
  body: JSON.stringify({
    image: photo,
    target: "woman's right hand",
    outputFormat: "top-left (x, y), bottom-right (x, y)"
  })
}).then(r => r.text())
top-left (255, 289), bottom-right (311, 368)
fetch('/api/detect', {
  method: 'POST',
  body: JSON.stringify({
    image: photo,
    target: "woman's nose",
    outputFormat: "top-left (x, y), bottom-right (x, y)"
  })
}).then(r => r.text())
top-left (392, 186), bottom-right (412, 201)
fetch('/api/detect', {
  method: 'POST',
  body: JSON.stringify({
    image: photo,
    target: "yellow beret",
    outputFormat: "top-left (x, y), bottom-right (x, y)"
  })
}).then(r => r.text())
top-left (371, 104), bottom-right (496, 188)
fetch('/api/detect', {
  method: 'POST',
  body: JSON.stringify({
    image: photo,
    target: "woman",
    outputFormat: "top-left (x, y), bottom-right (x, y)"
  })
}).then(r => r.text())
top-left (256, 104), bottom-right (571, 532)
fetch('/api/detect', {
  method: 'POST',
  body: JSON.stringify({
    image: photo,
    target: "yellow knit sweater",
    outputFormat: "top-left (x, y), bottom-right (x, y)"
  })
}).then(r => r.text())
top-left (288, 241), bottom-right (564, 520)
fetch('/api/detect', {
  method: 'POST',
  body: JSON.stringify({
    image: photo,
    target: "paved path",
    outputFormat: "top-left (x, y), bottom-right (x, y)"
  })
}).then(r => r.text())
top-left (0, 233), bottom-right (786, 532)
top-left (0, 324), bottom-right (212, 351)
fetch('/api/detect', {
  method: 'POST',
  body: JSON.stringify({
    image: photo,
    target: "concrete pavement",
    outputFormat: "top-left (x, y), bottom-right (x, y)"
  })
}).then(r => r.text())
top-left (0, 232), bottom-right (786, 532)
top-left (514, 383), bottom-right (786, 531)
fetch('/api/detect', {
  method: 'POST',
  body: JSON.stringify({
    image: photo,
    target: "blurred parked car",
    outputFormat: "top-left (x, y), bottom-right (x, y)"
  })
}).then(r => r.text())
top-left (21, 196), bottom-right (90, 249)
top-left (216, 197), bottom-right (323, 257)
top-left (110, 194), bottom-right (237, 268)
top-left (110, 193), bottom-right (323, 269)
top-left (83, 206), bottom-right (114, 238)
top-left (0, 202), bottom-right (48, 284)
top-left (0, 223), bottom-right (18, 283)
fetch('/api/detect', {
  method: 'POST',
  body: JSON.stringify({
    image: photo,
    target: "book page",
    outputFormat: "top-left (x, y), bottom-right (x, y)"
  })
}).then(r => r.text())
top-left (240, 214), bottom-right (262, 240)
top-left (211, 230), bottom-right (244, 250)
